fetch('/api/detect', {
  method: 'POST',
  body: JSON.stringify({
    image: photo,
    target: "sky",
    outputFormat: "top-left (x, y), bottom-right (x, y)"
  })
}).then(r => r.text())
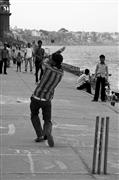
top-left (10, 0), bottom-right (118, 32)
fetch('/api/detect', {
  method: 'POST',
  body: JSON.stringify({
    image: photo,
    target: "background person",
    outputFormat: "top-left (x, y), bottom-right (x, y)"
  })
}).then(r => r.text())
top-left (92, 55), bottom-right (108, 102)
top-left (32, 40), bottom-right (37, 66)
top-left (16, 52), bottom-right (22, 72)
top-left (7, 44), bottom-right (11, 67)
top-left (24, 43), bottom-right (33, 72)
top-left (34, 40), bottom-right (44, 83)
top-left (11, 49), bottom-right (17, 64)
top-left (76, 69), bottom-right (92, 94)
top-left (0, 47), bottom-right (2, 74)
top-left (1, 43), bottom-right (9, 74)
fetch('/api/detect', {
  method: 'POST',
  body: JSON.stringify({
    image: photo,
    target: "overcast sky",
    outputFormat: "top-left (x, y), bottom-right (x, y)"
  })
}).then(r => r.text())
top-left (10, 0), bottom-right (118, 32)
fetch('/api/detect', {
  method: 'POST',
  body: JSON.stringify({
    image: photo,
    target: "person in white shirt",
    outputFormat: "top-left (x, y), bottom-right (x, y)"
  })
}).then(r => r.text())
top-left (76, 69), bottom-right (92, 94)
top-left (24, 43), bottom-right (33, 72)
top-left (11, 49), bottom-right (17, 64)
top-left (92, 55), bottom-right (108, 102)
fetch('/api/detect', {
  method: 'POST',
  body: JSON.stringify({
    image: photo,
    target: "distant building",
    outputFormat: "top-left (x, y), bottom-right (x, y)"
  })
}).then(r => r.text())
top-left (0, 0), bottom-right (11, 38)
top-left (31, 30), bottom-right (42, 37)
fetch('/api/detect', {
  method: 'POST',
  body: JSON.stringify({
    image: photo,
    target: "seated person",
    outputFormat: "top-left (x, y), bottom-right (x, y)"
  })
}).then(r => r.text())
top-left (76, 69), bottom-right (92, 94)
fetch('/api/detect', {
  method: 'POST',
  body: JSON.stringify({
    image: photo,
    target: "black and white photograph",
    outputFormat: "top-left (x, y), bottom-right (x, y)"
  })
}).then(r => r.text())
top-left (0, 0), bottom-right (118, 180)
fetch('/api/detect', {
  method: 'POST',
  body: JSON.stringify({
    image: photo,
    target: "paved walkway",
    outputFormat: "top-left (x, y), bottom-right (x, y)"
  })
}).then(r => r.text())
top-left (0, 65), bottom-right (119, 180)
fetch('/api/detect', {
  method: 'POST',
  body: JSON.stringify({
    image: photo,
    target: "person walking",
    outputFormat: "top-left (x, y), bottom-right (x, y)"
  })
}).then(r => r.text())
top-left (34, 40), bottom-right (44, 83)
top-left (30, 47), bottom-right (65, 147)
top-left (1, 42), bottom-right (9, 74)
top-left (24, 43), bottom-right (33, 72)
top-left (16, 52), bottom-right (22, 72)
top-left (32, 40), bottom-right (37, 65)
top-left (11, 49), bottom-right (17, 64)
top-left (92, 55), bottom-right (108, 102)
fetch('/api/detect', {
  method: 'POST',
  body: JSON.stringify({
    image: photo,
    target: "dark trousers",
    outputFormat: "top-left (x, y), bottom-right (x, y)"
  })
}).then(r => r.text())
top-left (35, 62), bottom-right (44, 82)
top-left (13, 58), bottom-right (16, 64)
top-left (30, 96), bottom-right (52, 138)
top-left (77, 82), bottom-right (92, 94)
top-left (94, 77), bottom-right (106, 101)
top-left (17, 62), bottom-right (21, 72)
top-left (0, 61), bottom-right (3, 73)
top-left (2, 58), bottom-right (8, 74)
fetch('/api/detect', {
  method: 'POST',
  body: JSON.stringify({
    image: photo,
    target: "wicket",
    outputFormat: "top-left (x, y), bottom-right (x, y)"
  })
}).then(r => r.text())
top-left (92, 116), bottom-right (110, 175)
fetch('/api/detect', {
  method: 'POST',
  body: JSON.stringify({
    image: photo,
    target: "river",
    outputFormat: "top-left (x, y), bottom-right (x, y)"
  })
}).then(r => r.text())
top-left (44, 45), bottom-right (119, 91)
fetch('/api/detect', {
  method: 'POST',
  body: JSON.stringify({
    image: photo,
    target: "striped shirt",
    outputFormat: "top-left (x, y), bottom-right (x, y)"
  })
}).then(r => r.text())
top-left (33, 63), bottom-right (64, 101)
top-left (76, 74), bottom-right (90, 87)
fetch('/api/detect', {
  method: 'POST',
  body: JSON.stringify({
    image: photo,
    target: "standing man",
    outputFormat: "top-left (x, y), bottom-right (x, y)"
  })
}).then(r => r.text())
top-left (32, 40), bottom-right (37, 65)
top-left (24, 43), bottom-right (33, 72)
top-left (1, 42), bottom-right (9, 74)
top-left (0, 47), bottom-right (2, 74)
top-left (30, 47), bottom-right (65, 147)
top-left (92, 55), bottom-right (108, 102)
top-left (34, 40), bottom-right (45, 83)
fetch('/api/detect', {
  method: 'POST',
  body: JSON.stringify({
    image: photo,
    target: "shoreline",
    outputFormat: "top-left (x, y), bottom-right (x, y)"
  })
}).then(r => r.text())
top-left (46, 44), bottom-right (119, 46)
top-left (62, 62), bottom-right (119, 101)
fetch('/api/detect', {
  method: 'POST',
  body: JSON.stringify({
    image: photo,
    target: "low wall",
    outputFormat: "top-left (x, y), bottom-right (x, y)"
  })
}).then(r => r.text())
top-left (62, 63), bottom-right (119, 101)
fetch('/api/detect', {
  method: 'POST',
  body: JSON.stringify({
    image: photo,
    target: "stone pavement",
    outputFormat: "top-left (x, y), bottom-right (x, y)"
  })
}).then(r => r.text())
top-left (0, 65), bottom-right (119, 180)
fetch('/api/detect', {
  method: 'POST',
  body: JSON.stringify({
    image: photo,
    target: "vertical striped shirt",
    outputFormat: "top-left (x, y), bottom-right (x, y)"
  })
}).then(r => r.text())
top-left (33, 63), bottom-right (64, 101)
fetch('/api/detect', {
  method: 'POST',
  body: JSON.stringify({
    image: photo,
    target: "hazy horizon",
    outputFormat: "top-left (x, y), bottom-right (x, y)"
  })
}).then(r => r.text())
top-left (10, 0), bottom-right (118, 33)
top-left (10, 26), bottom-right (118, 33)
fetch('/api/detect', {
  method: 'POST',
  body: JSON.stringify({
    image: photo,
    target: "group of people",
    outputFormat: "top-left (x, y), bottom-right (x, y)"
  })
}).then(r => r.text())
top-left (0, 43), bottom-right (23, 74)
top-left (0, 39), bottom-right (65, 148)
top-left (0, 40), bottom-right (45, 83)
top-left (0, 39), bottom-right (111, 148)
top-left (76, 54), bottom-right (109, 102)
top-left (30, 44), bottom-right (111, 147)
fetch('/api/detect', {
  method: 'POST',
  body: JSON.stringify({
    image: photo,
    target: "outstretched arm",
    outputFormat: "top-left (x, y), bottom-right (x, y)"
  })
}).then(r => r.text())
top-left (53, 47), bottom-right (66, 54)
top-left (44, 47), bottom-right (66, 59)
